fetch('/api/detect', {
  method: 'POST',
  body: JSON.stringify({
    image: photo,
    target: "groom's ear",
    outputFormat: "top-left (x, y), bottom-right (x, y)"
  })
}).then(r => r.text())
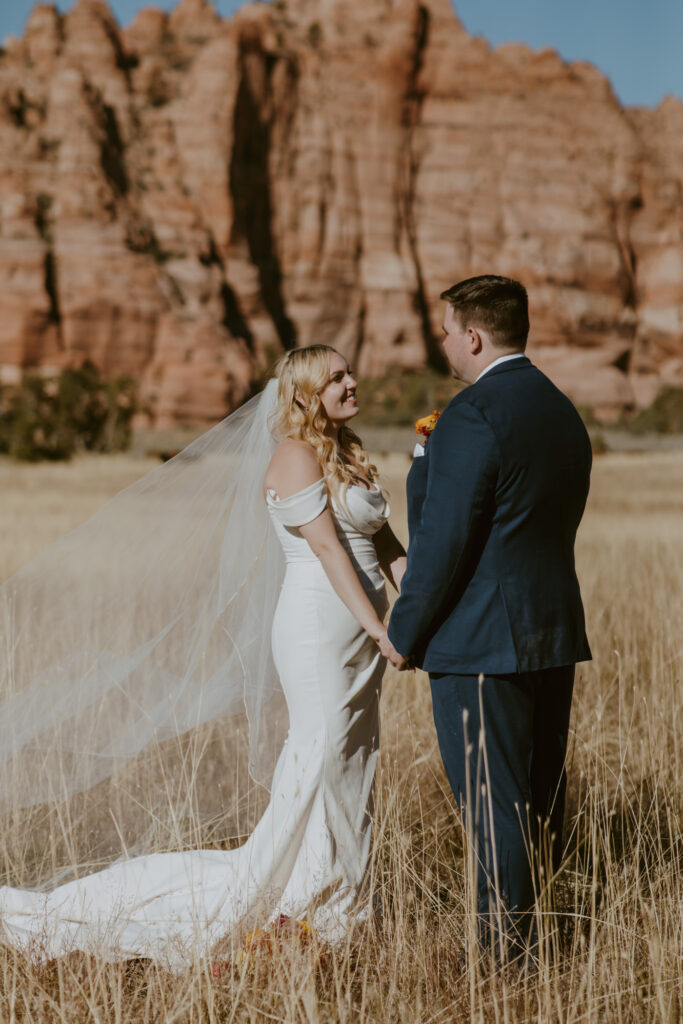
top-left (468, 326), bottom-right (484, 353)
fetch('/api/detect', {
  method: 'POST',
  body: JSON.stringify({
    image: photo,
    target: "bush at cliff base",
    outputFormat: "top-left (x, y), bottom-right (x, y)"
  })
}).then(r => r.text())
top-left (0, 363), bottom-right (138, 462)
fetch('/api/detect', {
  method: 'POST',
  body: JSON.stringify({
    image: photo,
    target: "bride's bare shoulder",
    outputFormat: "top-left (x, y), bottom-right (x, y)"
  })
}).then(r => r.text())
top-left (264, 439), bottom-right (323, 499)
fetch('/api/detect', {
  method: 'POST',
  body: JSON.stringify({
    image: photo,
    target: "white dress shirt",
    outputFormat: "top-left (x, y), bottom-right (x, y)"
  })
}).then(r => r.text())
top-left (474, 352), bottom-right (526, 383)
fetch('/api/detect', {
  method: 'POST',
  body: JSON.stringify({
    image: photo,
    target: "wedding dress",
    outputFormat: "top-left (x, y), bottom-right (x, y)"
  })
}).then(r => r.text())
top-left (0, 477), bottom-right (389, 968)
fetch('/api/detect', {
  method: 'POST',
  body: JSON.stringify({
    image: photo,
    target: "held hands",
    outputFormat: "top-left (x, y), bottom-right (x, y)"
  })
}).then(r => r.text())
top-left (377, 630), bottom-right (411, 671)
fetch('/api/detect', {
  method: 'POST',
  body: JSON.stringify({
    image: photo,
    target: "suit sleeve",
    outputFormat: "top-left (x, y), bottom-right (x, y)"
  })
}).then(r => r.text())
top-left (387, 399), bottom-right (499, 658)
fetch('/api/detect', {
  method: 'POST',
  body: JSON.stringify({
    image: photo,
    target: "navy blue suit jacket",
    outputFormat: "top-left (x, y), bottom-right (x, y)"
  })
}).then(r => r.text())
top-left (387, 357), bottom-right (592, 674)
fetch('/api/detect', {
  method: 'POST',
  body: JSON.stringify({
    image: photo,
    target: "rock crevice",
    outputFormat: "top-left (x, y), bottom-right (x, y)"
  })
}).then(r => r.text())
top-left (229, 39), bottom-right (297, 352)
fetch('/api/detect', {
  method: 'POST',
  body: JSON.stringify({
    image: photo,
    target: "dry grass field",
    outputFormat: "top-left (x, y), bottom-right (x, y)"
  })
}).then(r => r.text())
top-left (0, 448), bottom-right (682, 1022)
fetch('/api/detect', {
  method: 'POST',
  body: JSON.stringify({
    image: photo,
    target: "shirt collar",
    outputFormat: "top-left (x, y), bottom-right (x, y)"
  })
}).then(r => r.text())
top-left (474, 352), bottom-right (526, 383)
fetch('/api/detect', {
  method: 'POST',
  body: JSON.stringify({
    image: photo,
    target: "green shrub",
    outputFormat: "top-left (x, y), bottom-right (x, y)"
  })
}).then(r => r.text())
top-left (354, 369), bottom-right (463, 428)
top-left (0, 364), bottom-right (138, 462)
top-left (621, 387), bottom-right (683, 435)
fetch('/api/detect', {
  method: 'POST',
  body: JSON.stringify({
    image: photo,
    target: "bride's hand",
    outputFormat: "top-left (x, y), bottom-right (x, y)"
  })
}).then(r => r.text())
top-left (377, 630), bottom-right (409, 670)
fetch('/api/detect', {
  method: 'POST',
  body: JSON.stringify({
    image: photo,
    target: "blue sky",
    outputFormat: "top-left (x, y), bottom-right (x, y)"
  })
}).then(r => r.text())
top-left (2, 0), bottom-right (681, 108)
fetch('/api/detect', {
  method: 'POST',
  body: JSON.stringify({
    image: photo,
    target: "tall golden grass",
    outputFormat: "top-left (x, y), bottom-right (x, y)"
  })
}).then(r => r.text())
top-left (1, 449), bottom-right (681, 1022)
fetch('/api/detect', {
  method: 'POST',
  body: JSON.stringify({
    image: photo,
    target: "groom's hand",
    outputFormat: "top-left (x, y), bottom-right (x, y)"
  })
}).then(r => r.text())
top-left (378, 631), bottom-right (410, 670)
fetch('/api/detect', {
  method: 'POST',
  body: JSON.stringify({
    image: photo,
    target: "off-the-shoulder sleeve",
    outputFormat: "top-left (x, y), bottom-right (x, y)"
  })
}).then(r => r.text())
top-left (266, 478), bottom-right (328, 527)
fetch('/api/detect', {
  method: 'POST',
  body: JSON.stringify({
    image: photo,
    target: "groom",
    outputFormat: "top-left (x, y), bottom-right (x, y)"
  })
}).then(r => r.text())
top-left (380, 275), bottom-right (592, 957)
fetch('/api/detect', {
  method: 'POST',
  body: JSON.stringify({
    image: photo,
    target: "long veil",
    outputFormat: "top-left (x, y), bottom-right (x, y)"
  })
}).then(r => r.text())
top-left (0, 379), bottom-right (288, 889)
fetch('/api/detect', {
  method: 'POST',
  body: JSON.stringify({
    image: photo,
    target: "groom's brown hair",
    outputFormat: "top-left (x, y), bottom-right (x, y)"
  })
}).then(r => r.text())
top-left (440, 275), bottom-right (529, 350)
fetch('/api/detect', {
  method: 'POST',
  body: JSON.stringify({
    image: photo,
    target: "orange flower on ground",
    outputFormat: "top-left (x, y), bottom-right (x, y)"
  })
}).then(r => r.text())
top-left (211, 916), bottom-right (333, 980)
top-left (235, 927), bottom-right (273, 970)
top-left (221, 916), bottom-right (319, 975)
top-left (268, 914), bottom-right (314, 946)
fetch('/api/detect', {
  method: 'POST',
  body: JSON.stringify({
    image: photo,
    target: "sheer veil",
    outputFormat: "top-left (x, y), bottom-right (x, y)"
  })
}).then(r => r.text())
top-left (0, 379), bottom-right (288, 888)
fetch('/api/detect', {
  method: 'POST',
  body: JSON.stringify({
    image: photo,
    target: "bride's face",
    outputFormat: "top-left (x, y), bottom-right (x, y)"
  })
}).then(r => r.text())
top-left (318, 352), bottom-right (359, 426)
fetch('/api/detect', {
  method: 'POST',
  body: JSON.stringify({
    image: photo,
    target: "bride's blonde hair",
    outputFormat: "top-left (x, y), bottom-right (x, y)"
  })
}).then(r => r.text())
top-left (275, 345), bottom-right (379, 501)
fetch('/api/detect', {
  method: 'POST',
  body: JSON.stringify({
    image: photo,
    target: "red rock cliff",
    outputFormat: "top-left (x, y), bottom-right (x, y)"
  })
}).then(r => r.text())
top-left (0, 0), bottom-right (681, 424)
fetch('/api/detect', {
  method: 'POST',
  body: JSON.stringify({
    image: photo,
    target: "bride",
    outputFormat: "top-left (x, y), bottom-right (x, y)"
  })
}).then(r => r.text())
top-left (0, 344), bottom-right (407, 967)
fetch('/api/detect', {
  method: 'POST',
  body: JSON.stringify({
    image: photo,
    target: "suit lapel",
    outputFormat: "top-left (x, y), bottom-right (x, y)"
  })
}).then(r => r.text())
top-left (406, 446), bottom-right (430, 540)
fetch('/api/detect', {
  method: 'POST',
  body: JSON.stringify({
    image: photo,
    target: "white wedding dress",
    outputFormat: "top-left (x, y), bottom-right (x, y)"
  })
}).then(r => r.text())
top-left (0, 479), bottom-right (389, 968)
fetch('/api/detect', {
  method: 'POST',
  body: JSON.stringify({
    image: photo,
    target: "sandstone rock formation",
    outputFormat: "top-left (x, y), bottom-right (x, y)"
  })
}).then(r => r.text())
top-left (0, 0), bottom-right (681, 424)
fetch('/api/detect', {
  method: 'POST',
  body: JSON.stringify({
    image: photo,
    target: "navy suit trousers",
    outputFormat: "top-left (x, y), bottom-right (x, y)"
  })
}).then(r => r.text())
top-left (429, 665), bottom-right (574, 955)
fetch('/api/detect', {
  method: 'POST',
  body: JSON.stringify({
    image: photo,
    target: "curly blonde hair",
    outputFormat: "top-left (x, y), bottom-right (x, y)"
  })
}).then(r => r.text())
top-left (274, 346), bottom-right (379, 502)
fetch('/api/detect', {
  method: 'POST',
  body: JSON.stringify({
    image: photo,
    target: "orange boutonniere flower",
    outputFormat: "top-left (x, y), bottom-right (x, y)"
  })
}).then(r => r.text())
top-left (415, 409), bottom-right (441, 440)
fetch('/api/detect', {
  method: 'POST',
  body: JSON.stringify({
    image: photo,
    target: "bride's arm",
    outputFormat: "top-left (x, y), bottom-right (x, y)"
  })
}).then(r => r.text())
top-left (267, 440), bottom-right (387, 642)
top-left (372, 523), bottom-right (407, 593)
top-left (299, 512), bottom-right (387, 641)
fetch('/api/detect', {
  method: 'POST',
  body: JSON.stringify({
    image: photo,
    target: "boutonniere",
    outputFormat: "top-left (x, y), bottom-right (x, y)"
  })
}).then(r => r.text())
top-left (415, 409), bottom-right (440, 441)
